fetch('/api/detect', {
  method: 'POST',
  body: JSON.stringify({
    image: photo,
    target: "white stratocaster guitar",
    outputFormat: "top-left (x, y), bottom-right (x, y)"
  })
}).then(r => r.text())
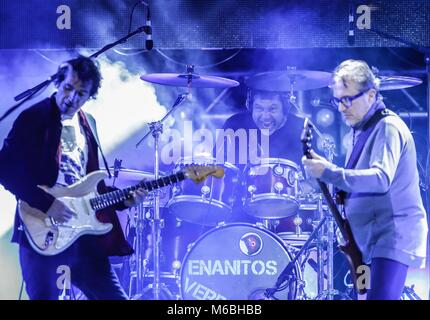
top-left (18, 165), bottom-right (224, 256)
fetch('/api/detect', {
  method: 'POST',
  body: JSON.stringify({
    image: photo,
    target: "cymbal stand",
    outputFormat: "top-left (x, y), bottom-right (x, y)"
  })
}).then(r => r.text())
top-left (287, 92), bottom-right (348, 299)
top-left (315, 130), bottom-right (351, 300)
top-left (134, 93), bottom-right (189, 300)
top-left (264, 215), bottom-right (327, 300)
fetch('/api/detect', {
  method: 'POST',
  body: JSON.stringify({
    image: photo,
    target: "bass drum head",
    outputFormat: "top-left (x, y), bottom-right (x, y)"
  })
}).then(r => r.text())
top-left (179, 223), bottom-right (300, 300)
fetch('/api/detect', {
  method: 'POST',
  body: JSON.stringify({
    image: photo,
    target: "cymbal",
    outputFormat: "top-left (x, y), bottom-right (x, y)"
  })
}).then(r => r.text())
top-left (140, 73), bottom-right (240, 88)
top-left (378, 76), bottom-right (423, 91)
top-left (245, 69), bottom-right (331, 91)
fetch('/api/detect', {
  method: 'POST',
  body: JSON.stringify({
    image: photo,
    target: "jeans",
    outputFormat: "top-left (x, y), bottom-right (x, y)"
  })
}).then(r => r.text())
top-left (366, 257), bottom-right (409, 300)
top-left (19, 236), bottom-right (128, 300)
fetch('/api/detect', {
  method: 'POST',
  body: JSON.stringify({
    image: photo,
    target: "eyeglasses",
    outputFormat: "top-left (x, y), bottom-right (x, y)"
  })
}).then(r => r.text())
top-left (330, 91), bottom-right (367, 109)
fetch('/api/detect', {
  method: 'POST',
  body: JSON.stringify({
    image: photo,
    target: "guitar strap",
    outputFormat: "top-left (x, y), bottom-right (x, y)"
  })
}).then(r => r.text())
top-left (336, 108), bottom-right (391, 204)
top-left (79, 111), bottom-right (112, 179)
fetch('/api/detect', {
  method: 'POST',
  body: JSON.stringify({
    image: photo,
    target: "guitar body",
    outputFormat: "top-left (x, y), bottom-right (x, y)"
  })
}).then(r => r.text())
top-left (18, 171), bottom-right (113, 256)
top-left (17, 165), bottom-right (224, 256)
top-left (338, 219), bottom-right (366, 295)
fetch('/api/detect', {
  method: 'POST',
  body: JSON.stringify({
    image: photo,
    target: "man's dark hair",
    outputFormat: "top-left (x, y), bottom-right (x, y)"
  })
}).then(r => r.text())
top-left (246, 89), bottom-right (290, 114)
top-left (54, 55), bottom-right (102, 98)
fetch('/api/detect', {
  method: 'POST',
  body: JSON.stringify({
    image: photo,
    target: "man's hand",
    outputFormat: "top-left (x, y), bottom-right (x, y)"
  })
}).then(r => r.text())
top-left (124, 188), bottom-right (148, 208)
top-left (46, 199), bottom-right (77, 223)
top-left (301, 150), bottom-right (330, 179)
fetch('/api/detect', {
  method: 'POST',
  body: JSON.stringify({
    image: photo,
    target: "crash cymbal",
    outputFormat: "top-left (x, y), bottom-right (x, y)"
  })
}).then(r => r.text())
top-left (378, 76), bottom-right (423, 91)
top-left (245, 69), bottom-right (331, 92)
top-left (140, 73), bottom-right (240, 88)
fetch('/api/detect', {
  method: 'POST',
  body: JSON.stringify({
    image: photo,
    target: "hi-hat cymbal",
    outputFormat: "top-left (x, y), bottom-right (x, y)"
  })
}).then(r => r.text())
top-left (140, 73), bottom-right (240, 88)
top-left (245, 69), bottom-right (331, 92)
top-left (378, 76), bottom-right (423, 91)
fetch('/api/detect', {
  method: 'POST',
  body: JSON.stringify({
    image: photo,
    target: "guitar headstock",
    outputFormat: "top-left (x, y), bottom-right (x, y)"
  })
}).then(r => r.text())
top-left (301, 118), bottom-right (314, 159)
top-left (184, 165), bottom-right (225, 183)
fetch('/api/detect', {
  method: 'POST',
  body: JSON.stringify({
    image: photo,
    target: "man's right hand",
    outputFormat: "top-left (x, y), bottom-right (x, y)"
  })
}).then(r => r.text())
top-left (46, 199), bottom-right (77, 223)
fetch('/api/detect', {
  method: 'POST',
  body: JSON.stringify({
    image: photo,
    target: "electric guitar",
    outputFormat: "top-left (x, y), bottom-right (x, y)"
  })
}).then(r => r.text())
top-left (19, 165), bottom-right (224, 256)
top-left (301, 118), bottom-right (367, 295)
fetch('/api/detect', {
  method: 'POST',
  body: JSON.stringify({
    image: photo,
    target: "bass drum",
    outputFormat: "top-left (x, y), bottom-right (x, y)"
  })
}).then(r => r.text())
top-left (179, 223), bottom-right (301, 300)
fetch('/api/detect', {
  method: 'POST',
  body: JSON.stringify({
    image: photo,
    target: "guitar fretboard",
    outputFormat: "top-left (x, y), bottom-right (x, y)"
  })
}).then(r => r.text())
top-left (90, 171), bottom-right (186, 211)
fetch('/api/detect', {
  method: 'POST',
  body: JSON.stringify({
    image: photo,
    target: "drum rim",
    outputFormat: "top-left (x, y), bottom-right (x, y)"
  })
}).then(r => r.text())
top-left (167, 196), bottom-right (232, 211)
top-left (178, 222), bottom-right (301, 300)
top-left (244, 194), bottom-right (299, 203)
top-left (167, 196), bottom-right (232, 226)
top-left (244, 157), bottom-right (300, 170)
top-left (175, 156), bottom-right (240, 171)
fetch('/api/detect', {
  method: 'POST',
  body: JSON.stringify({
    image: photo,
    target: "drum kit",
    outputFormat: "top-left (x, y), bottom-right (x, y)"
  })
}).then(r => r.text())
top-left (110, 66), bottom-right (423, 300)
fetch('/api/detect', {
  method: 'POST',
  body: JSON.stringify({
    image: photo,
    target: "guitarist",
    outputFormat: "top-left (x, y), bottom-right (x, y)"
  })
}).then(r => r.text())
top-left (0, 56), bottom-right (147, 300)
top-left (302, 59), bottom-right (427, 300)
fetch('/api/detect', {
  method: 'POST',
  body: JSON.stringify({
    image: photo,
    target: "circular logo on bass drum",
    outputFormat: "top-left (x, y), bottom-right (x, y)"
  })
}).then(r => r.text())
top-left (239, 233), bottom-right (263, 256)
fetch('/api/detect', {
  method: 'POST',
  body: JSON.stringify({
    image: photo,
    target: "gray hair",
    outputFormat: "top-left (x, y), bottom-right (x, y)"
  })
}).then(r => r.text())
top-left (331, 59), bottom-right (380, 92)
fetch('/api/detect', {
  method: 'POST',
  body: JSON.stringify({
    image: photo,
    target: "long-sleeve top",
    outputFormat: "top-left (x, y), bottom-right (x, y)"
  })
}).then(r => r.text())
top-left (320, 100), bottom-right (428, 268)
top-left (0, 95), bottom-right (132, 256)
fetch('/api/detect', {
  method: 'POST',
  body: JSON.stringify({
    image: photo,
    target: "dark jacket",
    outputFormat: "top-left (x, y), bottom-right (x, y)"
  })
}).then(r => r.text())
top-left (0, 95), bottom-right (133, 256)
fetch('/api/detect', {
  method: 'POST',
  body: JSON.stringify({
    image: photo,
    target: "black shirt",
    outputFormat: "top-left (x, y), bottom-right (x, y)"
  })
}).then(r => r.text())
top-left (218, 111), bottom-right (304, 168)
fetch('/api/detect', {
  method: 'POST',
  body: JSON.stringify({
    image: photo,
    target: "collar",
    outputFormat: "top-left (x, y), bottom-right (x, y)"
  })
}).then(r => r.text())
top-left (351, 98), bottom-right (386, 131)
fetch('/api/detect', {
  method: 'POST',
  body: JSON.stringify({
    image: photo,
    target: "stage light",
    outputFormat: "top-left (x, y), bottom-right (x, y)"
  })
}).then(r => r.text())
top-left (316, 109), bottom-right (335, 128)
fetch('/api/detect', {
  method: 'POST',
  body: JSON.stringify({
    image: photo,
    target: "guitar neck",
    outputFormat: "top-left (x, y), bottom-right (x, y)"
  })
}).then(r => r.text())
top-left (316, 179), bottom-right (348, 240)
top-left (90, 171), bottom-right (186, 211)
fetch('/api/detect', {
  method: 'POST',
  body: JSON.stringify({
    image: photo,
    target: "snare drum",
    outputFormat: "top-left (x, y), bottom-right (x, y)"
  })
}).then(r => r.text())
top-left (179, 223), bottom-right (301, 300)
top-left (167, 157), bottom-right (240, 226)
top-left (242, 158), bottom-right (300, 219)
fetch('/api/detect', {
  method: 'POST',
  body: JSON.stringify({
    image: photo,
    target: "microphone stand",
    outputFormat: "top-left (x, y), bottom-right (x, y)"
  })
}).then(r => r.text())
top-left (0, 25), bottom-right (151, 124)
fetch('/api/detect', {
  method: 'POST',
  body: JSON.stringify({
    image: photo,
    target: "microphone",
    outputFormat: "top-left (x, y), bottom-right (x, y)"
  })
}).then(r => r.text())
top-left (348, 2), bottom-right (355, 46)
top-left (144, 4), bottom-right (153, 50)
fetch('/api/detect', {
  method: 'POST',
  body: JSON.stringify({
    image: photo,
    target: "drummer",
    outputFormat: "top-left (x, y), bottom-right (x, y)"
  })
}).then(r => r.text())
top-left (215, 89), bottom-right (304, 223)
top-left (217, 89), bottom-right (303, 167)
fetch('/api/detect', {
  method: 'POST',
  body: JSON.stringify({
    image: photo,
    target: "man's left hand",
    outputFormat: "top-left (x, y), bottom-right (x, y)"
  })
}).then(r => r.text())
top-left (301, 150), bottom-right (330, 179)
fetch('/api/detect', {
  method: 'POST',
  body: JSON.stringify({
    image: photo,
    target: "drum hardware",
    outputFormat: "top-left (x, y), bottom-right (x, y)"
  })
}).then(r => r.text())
top-left (256, 218), bottom-right (280, 231)
top-left (378, 75), bottom-right (423, 91)
top-left (245, 68), bottom-right (331, 92)
top-left (264, 214), bottom-right (328, 300)
top-left (401, 285), bottom-right (422, 300)
top-left (242, 158), bottom-right (301, 219)
top-left (179, 223), bottom-right (301, 300)
top-left (167, 157), bottom-right (240, 226)
top-left (131, 91), bottom-right (190, 300)
top-left (140, 66), bottom-right (240, 89)
top-left (267, 200), bottom-right (351, 300)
